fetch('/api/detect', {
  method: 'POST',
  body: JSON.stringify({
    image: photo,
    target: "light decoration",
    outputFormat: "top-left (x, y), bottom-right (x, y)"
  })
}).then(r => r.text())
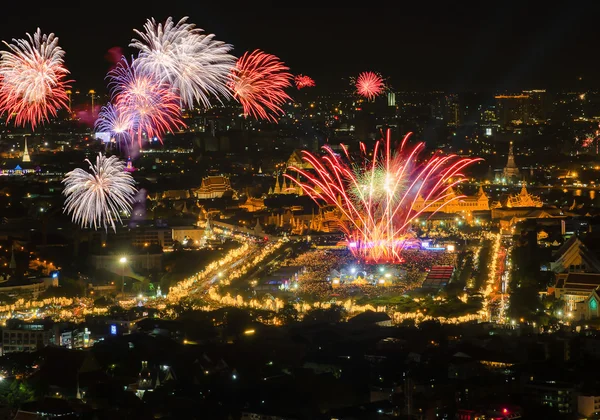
top-left (480, 232), bottom-right (501, 321)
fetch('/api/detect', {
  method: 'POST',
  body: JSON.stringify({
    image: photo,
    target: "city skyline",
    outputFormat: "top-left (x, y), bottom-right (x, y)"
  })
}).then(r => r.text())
top-left (3, 4), bottom-right (600, 92)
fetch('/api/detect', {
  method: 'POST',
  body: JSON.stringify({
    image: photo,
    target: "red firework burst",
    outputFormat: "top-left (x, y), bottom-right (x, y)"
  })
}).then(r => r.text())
top-left (294, 74), bottom-right (315, 89)
top-left (229, 50), bottom-right (292, 122)
top-left (107, 57), bottom-right (185, 146)
top-left (355, 71), bottom-right (384, 100)
top-left (286, 129), bottom-right (481, 264)
top-left (0, 29), bottom-right (71, 129)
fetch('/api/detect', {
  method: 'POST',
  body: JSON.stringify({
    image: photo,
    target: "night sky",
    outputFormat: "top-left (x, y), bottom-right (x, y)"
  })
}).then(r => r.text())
top-left (3, 3), bottom-right (600, 93)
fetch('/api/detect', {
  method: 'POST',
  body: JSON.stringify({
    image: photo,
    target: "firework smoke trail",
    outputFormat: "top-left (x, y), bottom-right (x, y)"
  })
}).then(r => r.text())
top-left (62, 153), bottom-right (137, 232)
top-left (286, 129), bottom-right (482, 264)
top-left (355, 71), bottom-right (384, 100)
top-left (229, 50), bottom-right (293, 122)
top-left (107, 57), bottom-right (185, 146)
top-left (0, 28), bottom-right (71, 129)
top-left (131, 16), bottom-right (236, 109)
top-left (129, 188), bottom-right (148, 226)
top-left (294, 74), bottom-right (315, 89)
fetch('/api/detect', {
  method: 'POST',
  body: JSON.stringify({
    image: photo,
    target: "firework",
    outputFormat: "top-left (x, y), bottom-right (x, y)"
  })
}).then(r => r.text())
top-left (355, 71), bottom-right (384, 100)
top-left (107, 57), bottom-right (185, 146)
top-left (0, 28), bottom-right (71, 129)
top-left (62, 153), bottom-right (137, 232)
top-left (294, 74), bottom-right (315, 89)
top-left (286, 129), bottom-right (481, 264)
top-left (576, 123), bottom-right (600, 155)
top-left (131, 16), bottom-right (236, 108)
top-left (94, 103), bottom-right (133, 147)
top-left (229, 50), bottom-right (292, 122)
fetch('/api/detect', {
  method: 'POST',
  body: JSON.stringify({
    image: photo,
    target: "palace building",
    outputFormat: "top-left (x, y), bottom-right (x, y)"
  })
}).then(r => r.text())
top-left (411, 186), bottom-right (490, 214)
top-left (287, 150), bottom-right (313, 170)
top-left (504, 185), bottom-right (543, 208)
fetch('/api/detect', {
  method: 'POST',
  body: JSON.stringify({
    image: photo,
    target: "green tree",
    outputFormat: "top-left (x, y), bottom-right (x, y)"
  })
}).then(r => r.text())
top-left (474, 240), bottom-right (492, 290)
top-left (0, 379), bottom-right (34, 408)
top-left (38, 276), bottom-right (84, 299)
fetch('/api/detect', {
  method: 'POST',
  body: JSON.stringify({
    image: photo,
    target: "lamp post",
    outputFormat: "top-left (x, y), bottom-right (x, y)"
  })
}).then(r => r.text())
top-left (88, 89), bottom-right (96, 117)
top-left (119, 256), bottom-right (127, 294)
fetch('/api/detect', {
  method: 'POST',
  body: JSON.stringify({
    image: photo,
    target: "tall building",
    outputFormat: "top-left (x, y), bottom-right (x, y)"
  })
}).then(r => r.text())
top-left (495, 90), bottom-right (547, 128)
top-left (480, 105), bottom-right (499, 133)
top-left (495, 94), bottom-right (529, 128)
top-left (522, 89), bottom-right (547, 122)
top-left (387, 92), bottom-right (396, 107)
top-left (444, 94), bottom-right (462, 127)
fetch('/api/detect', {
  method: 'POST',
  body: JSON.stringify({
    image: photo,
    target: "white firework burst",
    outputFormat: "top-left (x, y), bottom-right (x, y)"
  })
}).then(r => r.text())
top-left (62, 153), bottom-right (137, 232)
top-left (130, 16), bottom-right (236, 108)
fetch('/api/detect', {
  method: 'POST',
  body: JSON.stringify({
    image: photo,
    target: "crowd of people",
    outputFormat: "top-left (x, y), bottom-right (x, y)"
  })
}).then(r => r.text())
top-left (273, 247), bottom-right (458, 303)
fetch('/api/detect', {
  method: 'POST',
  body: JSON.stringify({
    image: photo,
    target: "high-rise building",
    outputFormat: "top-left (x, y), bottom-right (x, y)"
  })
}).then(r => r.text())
top-left (444, 94), bottom-right (462, 127)
top-left (387, 92), bottom-right (396, 107)
top-left (522, 89), bottom-right (547, 122)
top-left (495, 94), bottom-right (529, 128)
top-left (495, 90), bottom-right (547, 128)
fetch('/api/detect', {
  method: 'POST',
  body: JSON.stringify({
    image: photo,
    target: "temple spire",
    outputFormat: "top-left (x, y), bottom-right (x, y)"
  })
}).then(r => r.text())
top-left (502, 141), bottom-right (520, 181)
top-left (22, 138), bottom-right (31, 163)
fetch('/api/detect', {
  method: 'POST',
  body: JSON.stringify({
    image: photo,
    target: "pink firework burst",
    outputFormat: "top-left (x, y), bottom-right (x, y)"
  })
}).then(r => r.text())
top-left (0, 28), bottom-right (72, 129)
top-left (294, 74), bottom-right (315, 89)
top-left (286, 129), bottom-right (481, 264)
top-left (355, 71), bottom-right (384, 100)
top-left (107, 57), bottom-right (185, 146)
top-left (229, 50), bottom-right (292, 122)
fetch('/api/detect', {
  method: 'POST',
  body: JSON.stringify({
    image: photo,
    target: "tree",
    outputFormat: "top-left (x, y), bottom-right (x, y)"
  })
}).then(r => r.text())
top-left (223, 307), bottom-right (253, 336)
top-left (303, 305), bottom-right (347, 324)
top-left (279, 303), bottom-right (299, 324)
top-left (474, 240), bottom-right (492, 290)
top-left (0, 293), bottom-right (16, 305)
top-left (0, 379), bottom-right (34, 408)
top-left (38, 276), bottom-right (84, 299)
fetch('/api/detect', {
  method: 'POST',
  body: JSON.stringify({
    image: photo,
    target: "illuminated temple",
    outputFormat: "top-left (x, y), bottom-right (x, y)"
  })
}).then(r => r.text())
top-left (506, 185), bottom-right (543, 208)
top-left (194, 176), bottom-right (232, 199)
top-left (492, 185), bottom-right (543, 209)
top-left (268, 173), bottom-right (304, 196)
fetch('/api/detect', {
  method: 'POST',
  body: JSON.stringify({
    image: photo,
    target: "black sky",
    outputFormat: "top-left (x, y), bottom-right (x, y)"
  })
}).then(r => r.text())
top-left (3, 3), bottom-right (600, 93)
